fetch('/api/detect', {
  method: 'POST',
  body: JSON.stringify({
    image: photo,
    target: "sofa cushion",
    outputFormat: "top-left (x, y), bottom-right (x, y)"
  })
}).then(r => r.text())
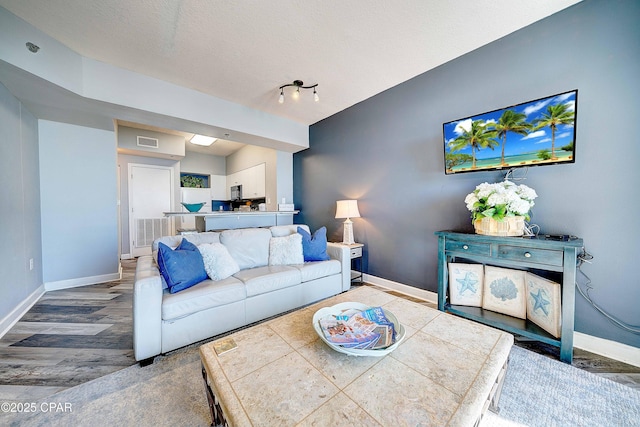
top-left (152, 232), bottom-right (221, 252)
top-left (233, 266), bottom-right (301, 297)
top-left (157, 239), bottom-right (208, 294)
top-left (161, 276), bottom-right (246, 320)
top-left (269, 234), bottom-right (304, 266)
top-left (298, 226), bottom-right (331, 262)
top-left (198, 243), bottom-right (240, 281)
top-left (270, 224), bottom-right (310, 237)
top-left (152, 232), bottom-right (221, 264)
top-left (153, 235), bottom-right (182, 252)
top-left (220, 228), bottom-right (271, 270)
top-left (293, 259), bottom-right (341, 282)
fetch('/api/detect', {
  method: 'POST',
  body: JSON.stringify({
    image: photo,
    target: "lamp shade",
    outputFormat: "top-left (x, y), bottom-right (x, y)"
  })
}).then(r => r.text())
top-left (335, 200), bottom-right (360, 219)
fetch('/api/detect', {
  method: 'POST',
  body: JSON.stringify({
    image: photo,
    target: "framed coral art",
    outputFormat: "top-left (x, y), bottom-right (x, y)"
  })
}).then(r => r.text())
top-left (448, 263), bottom-right (484, 307)
top-left (482, 266), bottom-right (526, 319)
top-left (526, 272), bottom-right (562, 338)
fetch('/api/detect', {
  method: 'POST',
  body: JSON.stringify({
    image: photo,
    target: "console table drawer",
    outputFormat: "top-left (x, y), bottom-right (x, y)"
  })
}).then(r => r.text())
top-left (497, 245), bottom-right (563, 267)
top-left (445, 241), bottom-right (491, 256)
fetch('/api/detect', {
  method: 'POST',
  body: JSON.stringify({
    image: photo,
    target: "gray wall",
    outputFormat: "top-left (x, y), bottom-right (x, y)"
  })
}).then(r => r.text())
top-left (0, 82), bottom-right (42, 322)
top-left (181, 150), bottom-right (226, 176)
top-left (39, 120), bottom-right (119, 283)
top-left (276, 150), bottom-right (294, 207)
top-left (117, 125), bottom-right (185, 159)
top-left (294, 0), bottom-right (640, 348)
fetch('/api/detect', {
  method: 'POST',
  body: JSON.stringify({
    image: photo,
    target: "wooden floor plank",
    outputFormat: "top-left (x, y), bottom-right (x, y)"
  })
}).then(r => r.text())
top-left (11, 322), bottom-right (113, 335)
top-left (40, 291), bottom-right (121, 300)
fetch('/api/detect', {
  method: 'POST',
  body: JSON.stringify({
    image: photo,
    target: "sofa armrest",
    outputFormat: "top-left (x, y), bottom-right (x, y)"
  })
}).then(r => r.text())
top-left (133, 255), bottom-right (164, 361)
top-left (326, 242), bottom-right (351, 292)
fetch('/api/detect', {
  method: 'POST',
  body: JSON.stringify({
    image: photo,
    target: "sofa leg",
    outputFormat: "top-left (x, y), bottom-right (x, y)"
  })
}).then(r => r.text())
top-left (139, 357), bottom-right (154, 367)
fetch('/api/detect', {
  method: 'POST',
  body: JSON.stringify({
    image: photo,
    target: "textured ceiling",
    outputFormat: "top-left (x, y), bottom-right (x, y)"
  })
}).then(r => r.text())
top-left (0, 0), bottom-right (581, 127)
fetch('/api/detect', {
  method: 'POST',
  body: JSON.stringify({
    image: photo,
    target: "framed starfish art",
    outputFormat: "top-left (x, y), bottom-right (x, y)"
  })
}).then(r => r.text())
top-left (526, 272), bottom-right (562, 338)
top-left (448, 263), bottom-right (484, 307)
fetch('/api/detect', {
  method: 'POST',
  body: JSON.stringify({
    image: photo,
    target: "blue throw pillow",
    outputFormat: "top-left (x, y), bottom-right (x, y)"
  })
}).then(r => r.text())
top-left (297, 226), bottom-right (330, 262)
top-left (157, 239), bottom-right (208, 293)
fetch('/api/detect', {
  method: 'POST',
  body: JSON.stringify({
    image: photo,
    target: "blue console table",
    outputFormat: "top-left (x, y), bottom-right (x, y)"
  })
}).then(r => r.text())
top-left (435, 231), bottom-right (584, 363)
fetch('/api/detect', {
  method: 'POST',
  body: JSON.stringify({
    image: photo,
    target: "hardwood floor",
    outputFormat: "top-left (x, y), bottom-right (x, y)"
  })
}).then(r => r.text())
top-left (0, 259), bottom-right (638, 402)
top-left (0, 259), bottom-right (136, 401)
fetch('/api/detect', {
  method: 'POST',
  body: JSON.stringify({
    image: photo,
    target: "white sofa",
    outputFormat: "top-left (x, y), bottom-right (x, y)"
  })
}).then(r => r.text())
top-left (133, 225), bottom-right (351, 362)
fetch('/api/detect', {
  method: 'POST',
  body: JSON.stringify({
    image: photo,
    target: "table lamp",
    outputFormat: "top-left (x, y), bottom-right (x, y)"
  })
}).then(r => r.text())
top-left (335, 200), bottom-right (360, 244)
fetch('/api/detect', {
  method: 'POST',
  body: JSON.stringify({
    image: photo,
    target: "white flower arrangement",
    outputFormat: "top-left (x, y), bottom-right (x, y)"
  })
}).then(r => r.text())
top-left (464, 181), bottom-right (537, 222)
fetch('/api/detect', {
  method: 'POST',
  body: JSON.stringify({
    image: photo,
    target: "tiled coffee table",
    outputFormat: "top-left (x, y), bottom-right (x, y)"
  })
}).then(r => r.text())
top-left (200, 286), bottom-right (513, 426)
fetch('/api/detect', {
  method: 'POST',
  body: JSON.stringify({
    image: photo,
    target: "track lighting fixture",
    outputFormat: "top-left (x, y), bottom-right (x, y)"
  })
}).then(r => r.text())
top-left (278, 80), bottom-right (319, 104)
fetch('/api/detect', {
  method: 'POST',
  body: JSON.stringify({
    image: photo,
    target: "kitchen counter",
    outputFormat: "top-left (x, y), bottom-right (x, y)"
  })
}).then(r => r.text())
top-left (164, 210), bottom-right (299, 231)
top-left (163, 210), bottom-right (298, 216)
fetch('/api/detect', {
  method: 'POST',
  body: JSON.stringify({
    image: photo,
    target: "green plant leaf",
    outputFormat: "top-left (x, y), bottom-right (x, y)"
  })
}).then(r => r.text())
top-left (481, 208), bottom-right (496, 218)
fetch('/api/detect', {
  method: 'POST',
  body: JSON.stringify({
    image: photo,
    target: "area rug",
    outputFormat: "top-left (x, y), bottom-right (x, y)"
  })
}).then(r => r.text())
top-left (482, 346), bottom-right (640, 427)
top-left (4, 343), bottom-right (639, 426)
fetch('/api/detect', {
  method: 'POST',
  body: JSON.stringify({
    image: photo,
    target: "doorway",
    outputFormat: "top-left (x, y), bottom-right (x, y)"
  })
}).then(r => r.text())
top-left (128, 164), bottom-right (174, 257)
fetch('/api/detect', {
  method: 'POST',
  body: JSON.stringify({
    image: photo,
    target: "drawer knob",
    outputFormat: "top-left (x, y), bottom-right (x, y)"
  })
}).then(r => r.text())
top-left (524, 252), bottom-right (532, 258)
top-left (463, 245), bottom-right (469, 250)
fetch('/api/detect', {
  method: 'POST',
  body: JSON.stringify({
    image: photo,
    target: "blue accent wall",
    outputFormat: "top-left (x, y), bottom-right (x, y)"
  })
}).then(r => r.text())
top-left (294, 0), bottom-right (640, 347)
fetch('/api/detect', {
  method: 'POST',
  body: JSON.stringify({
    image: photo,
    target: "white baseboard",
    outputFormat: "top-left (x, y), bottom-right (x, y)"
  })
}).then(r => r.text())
top-left (363, 274), bottom-right (438, 304)
top-left (120, 253), bottom-right (133, 260)
top-left (363, 273), bottom-right (639, 367)
top-left (44, 272), bottom-right (121, 291)
top-left (574, 332), bottom-right (640, 368)
top-left (0, 284), bottom-right (45, 338)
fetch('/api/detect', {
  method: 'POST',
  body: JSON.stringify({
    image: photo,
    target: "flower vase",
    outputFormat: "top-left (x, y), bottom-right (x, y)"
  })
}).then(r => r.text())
top-left (474, 216), bottom-right (525, 237)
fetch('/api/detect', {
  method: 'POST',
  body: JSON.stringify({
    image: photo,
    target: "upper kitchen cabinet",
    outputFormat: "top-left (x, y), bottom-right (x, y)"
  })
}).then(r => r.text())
top-left (245, 163), bottom-right (266, 199)
top-left (226, 163), bottom-right (266, 200)
top-left (210, 175), bottom-right (227, 200)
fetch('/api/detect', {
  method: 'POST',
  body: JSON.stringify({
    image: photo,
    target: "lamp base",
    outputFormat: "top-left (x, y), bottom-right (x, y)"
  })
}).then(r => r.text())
top-left (342, 218), bottom-right (355, 245)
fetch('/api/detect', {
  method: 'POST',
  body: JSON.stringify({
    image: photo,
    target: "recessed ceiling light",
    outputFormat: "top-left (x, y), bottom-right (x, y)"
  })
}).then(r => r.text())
top-left (190, 135), bottom-right (217, 146)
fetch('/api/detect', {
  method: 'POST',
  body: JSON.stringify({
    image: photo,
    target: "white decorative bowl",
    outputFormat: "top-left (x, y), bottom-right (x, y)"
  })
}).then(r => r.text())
top-left (312, 302), bottom-right (405, 357)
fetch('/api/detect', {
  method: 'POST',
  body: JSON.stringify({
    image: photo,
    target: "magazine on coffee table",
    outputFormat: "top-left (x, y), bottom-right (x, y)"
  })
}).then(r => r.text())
top-left (318, 306), bottom-right (396, 350)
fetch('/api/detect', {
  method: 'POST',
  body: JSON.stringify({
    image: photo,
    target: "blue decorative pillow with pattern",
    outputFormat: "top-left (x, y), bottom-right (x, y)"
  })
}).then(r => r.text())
top-left (157, 238), bottom-right (208, 293)
top-left (297, 226), bottom-right (330, 262)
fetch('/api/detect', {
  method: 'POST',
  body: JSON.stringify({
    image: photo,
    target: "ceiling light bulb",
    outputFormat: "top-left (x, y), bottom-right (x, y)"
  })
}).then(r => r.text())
top-left (278, 89), bottom-right (284, 104)
top-left (293, 87), bottom-right (300, 99)
top-left (313, 88), bottom-right (319, 102)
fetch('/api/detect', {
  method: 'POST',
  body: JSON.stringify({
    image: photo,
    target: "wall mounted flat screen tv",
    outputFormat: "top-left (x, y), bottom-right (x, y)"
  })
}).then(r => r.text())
top-left (443, 89), bottom-right (577, 175)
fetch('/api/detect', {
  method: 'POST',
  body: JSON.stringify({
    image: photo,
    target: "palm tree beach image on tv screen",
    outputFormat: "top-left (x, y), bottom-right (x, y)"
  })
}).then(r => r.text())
top-left (443, 89), bottom-right (577, 174)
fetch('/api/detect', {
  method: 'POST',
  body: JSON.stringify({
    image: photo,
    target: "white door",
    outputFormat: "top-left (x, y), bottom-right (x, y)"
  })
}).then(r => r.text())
top-left (129, 164), bottom-right (174, 257)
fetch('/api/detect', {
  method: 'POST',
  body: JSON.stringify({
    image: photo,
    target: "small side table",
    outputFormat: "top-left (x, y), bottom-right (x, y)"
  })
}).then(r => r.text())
top-left (334, 243), bottom-right (364, 284)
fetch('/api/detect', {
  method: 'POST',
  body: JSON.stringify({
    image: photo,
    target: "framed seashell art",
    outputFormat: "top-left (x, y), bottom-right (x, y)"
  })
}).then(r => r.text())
top-left (482, 265), bottom-right (527, 319)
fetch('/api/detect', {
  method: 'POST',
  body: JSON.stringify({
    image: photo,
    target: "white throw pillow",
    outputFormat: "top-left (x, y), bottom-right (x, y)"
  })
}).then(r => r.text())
top-left (269, 234), bottom-right (304, 265)
top-left (198, 243), bottom-right (240, 281)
